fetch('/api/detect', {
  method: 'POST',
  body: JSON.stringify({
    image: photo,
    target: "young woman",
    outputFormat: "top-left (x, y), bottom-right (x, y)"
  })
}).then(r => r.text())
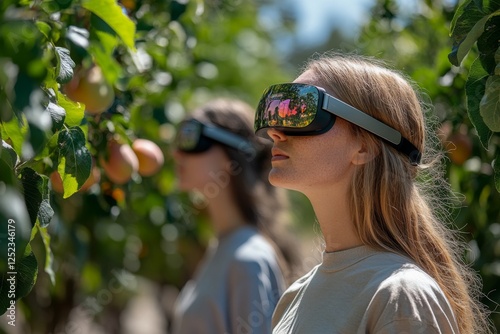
top-left (171, 98), bottom-right (299, 334)
top-left (254, 53), bottom-right (491, 333)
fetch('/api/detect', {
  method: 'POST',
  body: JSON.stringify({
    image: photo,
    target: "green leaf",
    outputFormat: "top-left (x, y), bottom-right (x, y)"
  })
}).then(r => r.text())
top-left (41, 0), bottom-right (67, 14)
top-left (1, 140), bottom-right (19, 169)
top-left (20, 168), bottom-right (54, 227)
top-left (65, 26), bottom-right (90, 62)
top-left (55, 46), bottom-right (76, 84)
top-left (449, 0), bottom-right (487, 66)
top-left (494, 154), bottom-right (500, 192)
top-left (57, 127), bottom-right (91, 198)
top-left (0, 250), bottom-right (38, 316)
top-left (476, 12), bottom-right (500, 73)
top-left (0, 21), bottom-right (43, 68)
top-left (23, 90), bottom-right (52, 157)
top-left (33, 131), bottom-right (59, 162)
top-left (56, 90), bottom-right (85, 127)
top-left (48, 0), bottom-right (72, 10)
top-left (37, 199), bottom-right (54, 228)
top-left (449, 0), bottom-right (473, 35)
top-left (37, 224), bottom-right (55, 285)
top-left (47, 102), bottom-right (66, 132)
top-left (35, 21), bottom-right (51, 40)
top-left (0, 158), bottom-right (17, 186)
top-left (480, 75), bottom-right (500, 131)
top-left (452, 14), bottom-right (490, 66)
top-left (13, 71), bottom-right (41, 117)
top-left (466, 57), bottom-right (493, 148)
top-left (81, 0), bottom-right (136, 51)
top-left (0, 186), bottom-right (32, 269)
top-left (88, 14), bottom-right (122, 83)
top-left (14, 249), bottom-right (38, 299)
top-left (88, 41), bottom-right (122, 84)
top-left (0, 114), bottom-right (28, 157)
top-left (66, 26), bottom-right (90, 50)
top-left (90, 13), bottom-right (119, 48)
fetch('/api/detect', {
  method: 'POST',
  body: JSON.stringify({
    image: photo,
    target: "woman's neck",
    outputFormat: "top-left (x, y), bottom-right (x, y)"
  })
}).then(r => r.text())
top-left (306, 187), bottom-right (363, 252)
top-left (205, 189), bottom-right (247, 238)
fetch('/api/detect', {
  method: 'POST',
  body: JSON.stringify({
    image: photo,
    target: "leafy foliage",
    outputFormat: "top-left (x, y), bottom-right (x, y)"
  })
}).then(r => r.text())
top-left (56, 126), bottom-right (92, 198)
top-left (6, 0), bottom-right (497, 331)
top-left (0, 0), bottom-right (290, 331)
top-left (449, 0), bottom-right (500, 189)
top-left (465, 57), bottom-right (492, 147)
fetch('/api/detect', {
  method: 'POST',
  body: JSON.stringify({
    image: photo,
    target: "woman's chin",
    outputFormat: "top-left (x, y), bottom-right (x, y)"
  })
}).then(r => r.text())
top-left (269, 169), bottom-right (290, 188)
top-left (175, 179), bottom-right (193, 192)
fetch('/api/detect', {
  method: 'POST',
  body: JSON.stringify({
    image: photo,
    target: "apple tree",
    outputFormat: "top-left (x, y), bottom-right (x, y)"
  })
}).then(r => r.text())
top-left (0, 0), bottom-right (291, 332)
top-left (448, 0), bottom-right (500, 191)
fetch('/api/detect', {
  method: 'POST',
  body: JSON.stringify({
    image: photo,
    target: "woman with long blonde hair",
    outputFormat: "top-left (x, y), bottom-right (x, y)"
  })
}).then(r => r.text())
top-left (254, 52), bottom-right (491, 333)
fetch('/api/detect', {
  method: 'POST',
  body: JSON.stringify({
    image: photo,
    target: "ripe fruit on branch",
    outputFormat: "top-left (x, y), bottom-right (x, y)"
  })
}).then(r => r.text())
top-left (446, 132), bottom-right (473, 165)
top-left (79, 165), bottom-right (101, 192)
top-left (132, 139), bottom-right (165, 176)
top-left (50, 171), bottom-right (64, 194)
top-left (49, 164), bottom-right (101, 193)
top-left (121, 0), bottom-right (136, 11)
top-left (64, 65), bottom-right (115, 115)
top-left (99, 140), bottom-right (139, 185)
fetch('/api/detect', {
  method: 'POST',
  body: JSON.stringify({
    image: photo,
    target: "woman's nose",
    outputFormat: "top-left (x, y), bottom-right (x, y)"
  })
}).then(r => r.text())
top-left (267, 128), bottom-right (287, 142)
top-left (172, 148), bottom-right (183, 161)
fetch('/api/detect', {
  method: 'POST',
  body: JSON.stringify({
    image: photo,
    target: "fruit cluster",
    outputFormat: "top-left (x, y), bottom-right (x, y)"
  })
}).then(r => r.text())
top-left (51, 64), bottom-right (165, 193)
top-left (51, 137), bottom-right (164, 193)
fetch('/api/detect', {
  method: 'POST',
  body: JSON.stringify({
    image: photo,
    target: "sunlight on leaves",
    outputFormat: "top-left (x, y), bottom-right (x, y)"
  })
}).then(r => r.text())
top-left (57, 127), bottom-right (91, 198)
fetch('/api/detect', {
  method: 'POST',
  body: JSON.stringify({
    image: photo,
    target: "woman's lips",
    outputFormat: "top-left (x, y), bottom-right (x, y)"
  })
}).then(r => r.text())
top-left (272, 155), bottom-right (288, 161)
top-left (271, 148), bottom-right (289, 161)
top-left (175, 164), bottom-right (185, 175)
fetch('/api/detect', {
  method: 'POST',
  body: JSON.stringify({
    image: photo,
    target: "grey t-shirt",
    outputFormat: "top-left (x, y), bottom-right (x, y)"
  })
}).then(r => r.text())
top-left (272, 245), bottom-right (459, 334)
top-left (172, 226), bottom-right (285, 334)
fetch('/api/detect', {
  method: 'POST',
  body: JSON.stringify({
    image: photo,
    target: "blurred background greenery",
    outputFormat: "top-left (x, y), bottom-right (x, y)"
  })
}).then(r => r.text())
top-left (0, 0), bottom-right (499, 333)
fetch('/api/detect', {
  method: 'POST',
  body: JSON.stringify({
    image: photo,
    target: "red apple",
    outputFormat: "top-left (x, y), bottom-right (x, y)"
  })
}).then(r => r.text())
top-left (64, 65), bottom-right (115, 115)
top-left (99, 141), bottom-right (139, 185)
top-left (132, 139), bottom-right (165, 176)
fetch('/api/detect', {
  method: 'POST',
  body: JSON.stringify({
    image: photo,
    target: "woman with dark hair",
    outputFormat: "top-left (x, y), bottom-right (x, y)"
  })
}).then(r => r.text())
top-left (171, 98), bottom-right (299, 334)
top-left (254, 52), bottom-right (492, 333)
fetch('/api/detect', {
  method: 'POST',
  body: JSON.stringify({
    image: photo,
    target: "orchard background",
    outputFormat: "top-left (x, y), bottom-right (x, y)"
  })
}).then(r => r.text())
top-left (0, 0), bottom-right (499, 333)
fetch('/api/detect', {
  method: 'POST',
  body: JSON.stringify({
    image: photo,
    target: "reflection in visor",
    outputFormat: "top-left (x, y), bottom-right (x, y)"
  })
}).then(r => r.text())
top-left (255, 83), bottom-right (422, 165)
top-left (256, 84), bottom-right (319, 130)
top-left (177, 121), bottom-right (201, 151)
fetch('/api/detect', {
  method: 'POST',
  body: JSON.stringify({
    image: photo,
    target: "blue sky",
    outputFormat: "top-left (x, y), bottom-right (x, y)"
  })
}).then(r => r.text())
top-left (290, 0), bottom-right (376, 46)
top-left (259, 0), bottom-right (445, 52)
top-left (258, 0), bottom-right (378, 55)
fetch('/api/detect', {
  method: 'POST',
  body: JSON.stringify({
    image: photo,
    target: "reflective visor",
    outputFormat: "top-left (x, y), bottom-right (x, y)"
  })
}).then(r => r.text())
top-left (255, 84), bottom-right (334, 136)
top-left (254, 83), bottom-right (421, 165)
top-left (256, 84), bottom-right (319, 129)
top-left (175, 119), bottom-right (252, 153)
top-left (175, 119), bottom-right (204, 152)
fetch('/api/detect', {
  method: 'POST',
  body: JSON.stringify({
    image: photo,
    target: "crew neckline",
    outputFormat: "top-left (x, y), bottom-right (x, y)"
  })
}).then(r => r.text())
top-left (218, 225), bottom-right (258, 242)
top-left (320, 245), bottom-right (380, 273)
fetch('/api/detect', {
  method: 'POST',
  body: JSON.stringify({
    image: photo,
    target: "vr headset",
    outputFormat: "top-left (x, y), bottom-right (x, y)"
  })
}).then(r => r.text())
top-left (254, 83), bottom-right (421, 165)
top-left (175, 119), bottom-right (252, 153)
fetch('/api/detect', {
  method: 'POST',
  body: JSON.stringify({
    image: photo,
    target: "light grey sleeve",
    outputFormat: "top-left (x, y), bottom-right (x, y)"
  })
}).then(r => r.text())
top-left (365, 268), bottom-right (459, 334)
top-left (226, 257), bottom-right (283, 334)
top-left (375, 319), bottom-right (454, 334)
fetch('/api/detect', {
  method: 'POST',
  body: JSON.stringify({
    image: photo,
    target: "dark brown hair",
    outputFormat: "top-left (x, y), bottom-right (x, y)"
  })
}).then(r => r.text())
top-left (193, 98), bottom-right (301, 282)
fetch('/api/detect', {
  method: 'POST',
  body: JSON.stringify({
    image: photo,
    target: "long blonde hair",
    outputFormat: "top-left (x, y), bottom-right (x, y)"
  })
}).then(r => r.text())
top-left (305, 52), bottom-right (491, 334)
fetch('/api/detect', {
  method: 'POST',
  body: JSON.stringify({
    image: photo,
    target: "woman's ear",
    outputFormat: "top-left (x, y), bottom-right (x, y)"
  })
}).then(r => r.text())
top-left (351, 140), bottom-right (379, 165)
